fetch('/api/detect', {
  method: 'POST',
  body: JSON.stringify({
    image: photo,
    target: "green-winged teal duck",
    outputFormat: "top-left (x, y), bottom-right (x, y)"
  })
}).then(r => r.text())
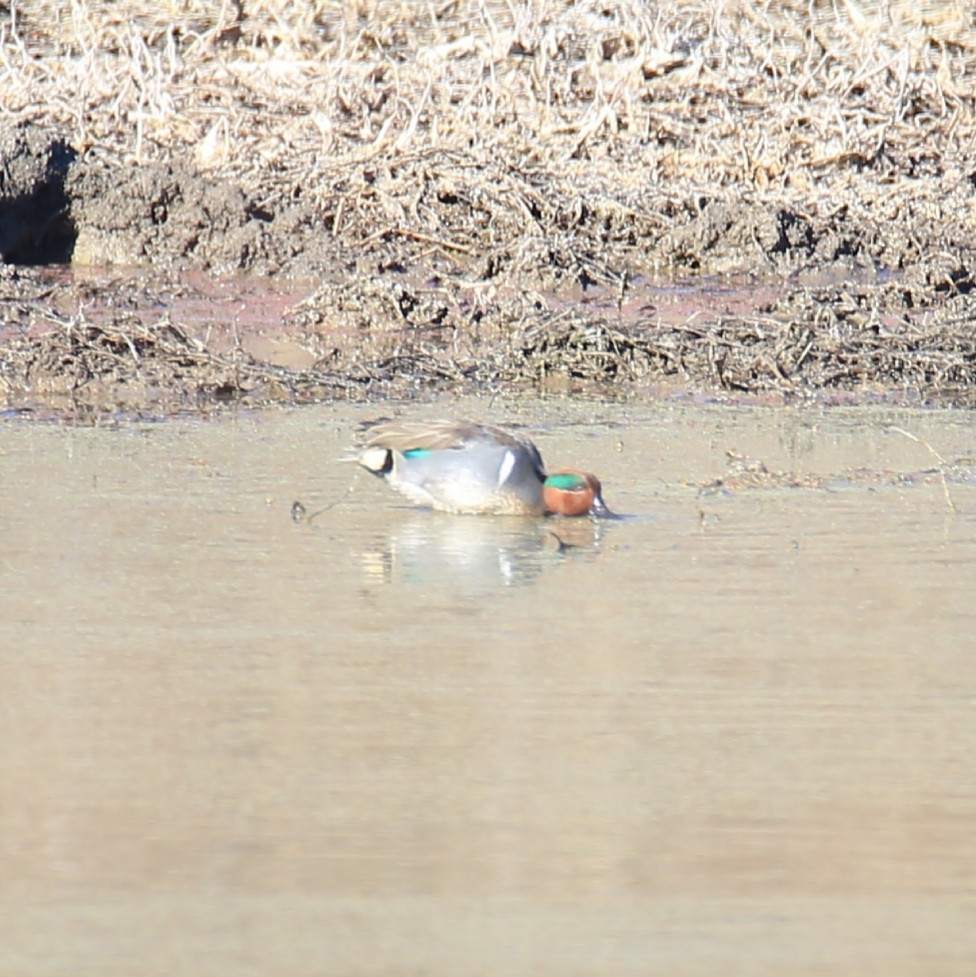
top-left (358, 419), bottom-right (613, 516)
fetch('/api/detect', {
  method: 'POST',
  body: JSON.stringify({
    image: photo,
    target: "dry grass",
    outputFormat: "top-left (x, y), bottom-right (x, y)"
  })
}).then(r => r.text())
top-left (4, 2), bottom-right (976, 408)
top-left (4, 264), bottom-right (976, 412)
top-left (0, 306), bottom-right (368, 411)
top-left (5, 1), bottom-right (975, 200)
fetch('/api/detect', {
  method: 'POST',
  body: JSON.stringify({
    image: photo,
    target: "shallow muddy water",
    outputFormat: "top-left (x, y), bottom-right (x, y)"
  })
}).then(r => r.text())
top-left (3, 399), bottom-right (976, 977)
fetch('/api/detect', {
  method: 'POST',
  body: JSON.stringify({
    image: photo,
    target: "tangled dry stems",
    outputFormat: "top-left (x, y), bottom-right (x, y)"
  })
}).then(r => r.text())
top-left (6, 1), bottom-right (975, 202)
top-left (4, 2), bottom-right (976, 408)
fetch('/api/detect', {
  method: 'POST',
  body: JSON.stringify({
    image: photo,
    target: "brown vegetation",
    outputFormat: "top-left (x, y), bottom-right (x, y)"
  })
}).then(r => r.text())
top-left (2, 1), bottom-right (976, 412)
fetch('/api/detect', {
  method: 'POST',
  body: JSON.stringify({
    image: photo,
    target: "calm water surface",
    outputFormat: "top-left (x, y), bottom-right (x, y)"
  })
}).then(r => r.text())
top-left (2, 400), bottom-right (976, 977)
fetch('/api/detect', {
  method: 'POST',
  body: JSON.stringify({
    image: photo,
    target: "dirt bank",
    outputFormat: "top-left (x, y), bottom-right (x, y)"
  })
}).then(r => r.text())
top-left (3, 1), bottom-right (976, 414)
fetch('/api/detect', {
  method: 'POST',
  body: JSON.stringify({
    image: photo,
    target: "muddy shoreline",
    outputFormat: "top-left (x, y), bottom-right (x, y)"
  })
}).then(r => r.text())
top-left (3, 2), bottom-right (976, 415)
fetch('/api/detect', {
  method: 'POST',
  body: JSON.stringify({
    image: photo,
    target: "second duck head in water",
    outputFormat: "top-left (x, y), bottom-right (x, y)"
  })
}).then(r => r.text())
top-left (357, 419), bottom-right (614, 517)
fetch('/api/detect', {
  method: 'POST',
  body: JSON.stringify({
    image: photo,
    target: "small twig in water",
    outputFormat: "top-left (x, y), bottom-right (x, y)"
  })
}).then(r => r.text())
top-left (549, 531), bottom-right (571, 553)
top-left (291, 498), bottom-right (345, 525)
top-left (888, 426), bottom-right (956, 513)
top-left (549, 530), bottom-right (590, 553)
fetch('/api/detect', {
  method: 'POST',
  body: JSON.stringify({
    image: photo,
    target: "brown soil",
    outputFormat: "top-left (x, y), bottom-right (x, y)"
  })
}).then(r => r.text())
top-left (3, 1), bottom-right (976, 415)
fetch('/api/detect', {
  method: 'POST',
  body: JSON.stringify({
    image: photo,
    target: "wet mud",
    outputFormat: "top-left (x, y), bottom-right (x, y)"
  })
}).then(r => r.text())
top-left (3, 2), bottom-right (976, 414)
